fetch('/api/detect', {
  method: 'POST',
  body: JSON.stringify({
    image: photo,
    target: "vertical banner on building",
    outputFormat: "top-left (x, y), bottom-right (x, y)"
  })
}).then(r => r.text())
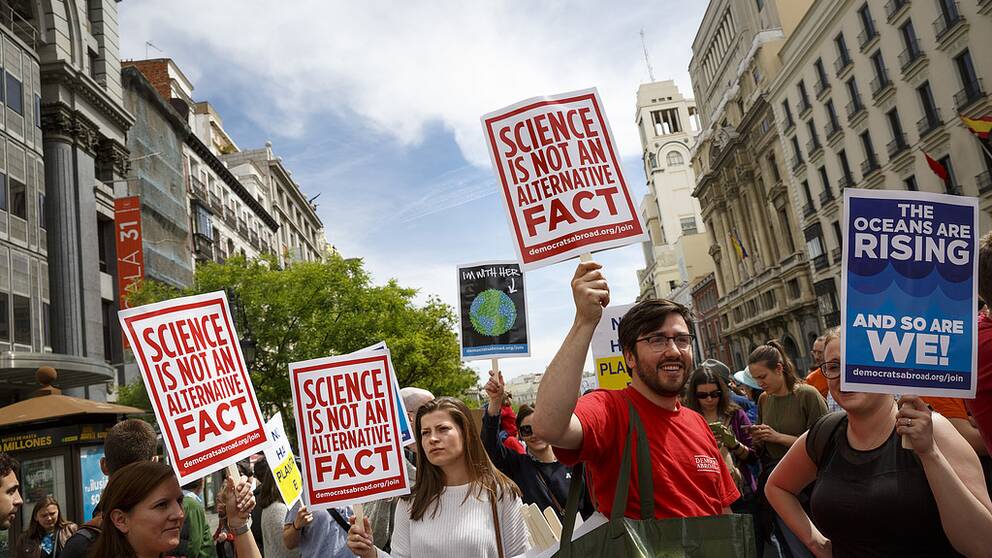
top-left (118, 291), bottom-right (270, 484)
top-left (841, 189), bottom-right (979, 397)
top-left (590, 303), bottom-right (634, 390)
top-left (289, 349), bottom-right (410, 510)
top-left (457, 261), bottom-right (530, 360)
top-left (114, 196), bottom-right (144, 308)
top-left (481, 88), bottom-right (647, 270)
top-left (263, 413), bottom-right (303, 507)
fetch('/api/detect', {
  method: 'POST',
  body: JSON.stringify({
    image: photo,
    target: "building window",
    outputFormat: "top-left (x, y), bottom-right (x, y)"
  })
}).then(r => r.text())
top-left (860, 131), bottom-right (878, 170)
top-left (835, 33), bottom-right (851, 69)
top-left (807, 120), bottom-right (820, 150)
top-left (12, 294), bottom-right (30, 346)
top-left (0, 173), bottom-right (6, 212)
top-left (781, 100), bottom-right (795, 128)
top-left (779, 209), bottom-right (796, 253)
top-left (858, 4), bottom-right (877, 44)
top-left (0, 293), bottom-right (8, 342)
top-left (899, 20), bottom-right (921, 64)
top-left (801, 180), bottom-right (815, 209)
top-left (667, 151), bottom-right (684, 166)
top-left (37, 193), bottom-right (45, 230)
top-left (791, 137), bottom-right (803, 166)
top-left (787, 279), bottom-right (801, 299)
top-left (870, 51), bottom-right (890, 94)
top-left (194, 204), bottom-right (213, 241)
top-left (814, 59), bottom-right (829, 92)
top-left (846, 78), bottom-right (863, 116)
top-left (904, 175), bottom-right (919, 191)
top-left (839, 150), bottom-right (854, 184)
top-left (825, 100), bottom-right (840, 132)
top-left (917, 81), bottom-right (940, 130)
top-left (886, 108), bottom-right (907, 155)
top-left (817, 287), bottom-right (839, 319)
top-left (34, 95), bottom-right (40, 128)
top-left (832, 221), bottom-right (843, 249)
top-left (652, 108), bottom-right (682, 135)
top-left (648, 152), bottom-right (657, 169)
top-left (4, 72), bottom-right (22, 115)
top-left (9, 178), bottom-right (25, 220)
top-left (680, 216), bottom-right (698, 235)
top-left (954, 49), bottom-right (982, 107)
top-left (768, 154), bottom-right (782, 183)
top-left (818, 166), bottom-right (832, 198)
top-left (797, 80), bottom-right (811, 111)
top-left (938, 155), bottom-right (958, 193)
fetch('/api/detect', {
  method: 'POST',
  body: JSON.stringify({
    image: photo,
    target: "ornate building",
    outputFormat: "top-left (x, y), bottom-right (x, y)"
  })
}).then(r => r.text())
top-left (690, 0), bottom-right (822, 371)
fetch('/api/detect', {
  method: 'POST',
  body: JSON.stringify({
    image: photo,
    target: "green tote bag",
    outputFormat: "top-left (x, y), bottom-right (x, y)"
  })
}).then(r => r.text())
top-left (553, 401), bottom-right (757, 558)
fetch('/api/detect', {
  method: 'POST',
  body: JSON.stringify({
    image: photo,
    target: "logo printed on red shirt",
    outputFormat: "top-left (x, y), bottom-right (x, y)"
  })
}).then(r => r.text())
top-left (694, 455), bottom-right (720, 474)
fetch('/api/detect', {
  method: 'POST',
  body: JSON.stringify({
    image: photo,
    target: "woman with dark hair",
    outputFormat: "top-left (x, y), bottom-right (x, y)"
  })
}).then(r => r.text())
top-left (256, 463), bottom-right (299, 558)
top-left (748, 340), bottom-right (827, 557)
top-left (16, 495), bottom-right (77, 558)
top-left (481, 371), bottom-right (592, 522)
top-left (683, 367), bottom-right (757, 508)
top-left (92, 460), bottom-right (261, 558)
top-left (766, 329), bottom-right (992, 557)
top-left (346, 396), bottom-right (528, 557)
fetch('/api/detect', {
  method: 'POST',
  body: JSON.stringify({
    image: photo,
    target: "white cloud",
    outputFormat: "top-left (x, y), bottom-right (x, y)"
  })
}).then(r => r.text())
top-left (119, 0), bottom-right (706, 168)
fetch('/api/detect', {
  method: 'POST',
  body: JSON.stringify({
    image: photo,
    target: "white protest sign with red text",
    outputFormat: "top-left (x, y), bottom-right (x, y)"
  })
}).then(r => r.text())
top-left (118, 291), bottom-right (269, 485)
top-left (482, 88), bottom-right (647, 270)
top-left (289, 349), bottom-right (410, 510)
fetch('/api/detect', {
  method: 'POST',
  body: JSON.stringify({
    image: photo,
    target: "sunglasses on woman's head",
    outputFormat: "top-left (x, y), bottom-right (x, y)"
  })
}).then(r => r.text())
top-left (519, 425), bottom-right (534, 437)
top-left (695, 390), bottom-right (722, 400)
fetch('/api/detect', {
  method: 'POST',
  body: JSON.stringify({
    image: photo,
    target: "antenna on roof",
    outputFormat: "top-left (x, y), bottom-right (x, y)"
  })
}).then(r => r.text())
top-left (145, 41), bottom-right (162, 59)
top-left (640, 29), bottom-right (656, 82)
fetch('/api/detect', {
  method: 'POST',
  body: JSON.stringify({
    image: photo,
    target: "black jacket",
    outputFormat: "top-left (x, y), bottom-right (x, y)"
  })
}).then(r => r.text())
top-left (481, 412), bottom-right (593, 520)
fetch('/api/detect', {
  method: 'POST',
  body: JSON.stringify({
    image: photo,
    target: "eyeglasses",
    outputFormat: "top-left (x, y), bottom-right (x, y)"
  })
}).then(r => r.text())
top-left (519, 424), bottom-right (534, 437)
top-left (695, 390), bottom-right (722, 400)
top-left (636, 334), bottom-right (694, 352)
top-left (822, 361), bottom-right (841, 379)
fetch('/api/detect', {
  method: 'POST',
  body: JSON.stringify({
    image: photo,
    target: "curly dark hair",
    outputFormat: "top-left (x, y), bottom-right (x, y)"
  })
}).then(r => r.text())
top-left (0, 453), bottom-right (17, 479)
top-left (617, 299), bottom-right (694, 356)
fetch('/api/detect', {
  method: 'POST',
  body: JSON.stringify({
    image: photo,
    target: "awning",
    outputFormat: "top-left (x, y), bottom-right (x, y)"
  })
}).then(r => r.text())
top-left (0, 352), bottom-right (116, 391)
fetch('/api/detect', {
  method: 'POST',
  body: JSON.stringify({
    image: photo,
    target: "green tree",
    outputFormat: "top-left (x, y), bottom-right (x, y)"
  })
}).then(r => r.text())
top-left (119, 253), bottom-right (478, 419)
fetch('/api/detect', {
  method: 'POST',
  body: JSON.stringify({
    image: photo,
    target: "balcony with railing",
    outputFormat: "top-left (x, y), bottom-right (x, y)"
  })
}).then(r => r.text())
top-left (885, 0), bottom-right (910, 21)
top-left (224, 206), bottom-right (237, 228)
top-left (249, 230), bottom-right (260, 249)
top-left (858, 23), bottom-right (879, 51)
top-left (190, 176), bottom-right (208, 201)
top-left (954, 77), bottom-right (985, 112)
top-left (870, 69), bottom-right (893, 99)
top-left (978, 170), bottom-right (992, 194)
top-left (208, 191), bottom-right (222, 212)
top-left (806, 137), bottom-right (823, 157)
top-left (803, 204), bottom-right (816, 218)
top-left (916, 108), bottom-right (942, 137)
top-left (898, 42), bottom-right (925, 73)
top-left (797, 97), bottom-right (813, 117)
top-left (237, 219), bottom-right (249, 237)
top-left (819, 187), bottom-right (835, 205)
top-left (834, 54), bottom-right (853, 77)
top-left (814, 79), bottom-right (830, 99)
top-left (826, 119), bottom-right (843, 142)
top-left (846, 98), bottom-right (866, 122)
top-left (791, 154), bottom-right (805, 173)
top-left (860, 155), bottom-right (881, 177)
top-left (837, 175), bottom-right (853, 191)
top-left (933, 2), bottom-right (965, 42)
top-left (0, 4), bottom-right (39, 50)
top-left (886, 134), bottom-right (910, 157)
top-left (783, 114), bottom-right (796, 134)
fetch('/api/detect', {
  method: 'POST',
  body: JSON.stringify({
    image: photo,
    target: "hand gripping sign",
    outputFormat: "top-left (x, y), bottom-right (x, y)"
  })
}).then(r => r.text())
top-left (481, 88), bottom-right (647, 270)
top-left (841, 188), bottom-right (979, 397)
top-left (263, 413), bottom-right (303, 507)
top-left (590, 303), bottom-right (634, 390)
top-left (289, 349), bottom-right (410, 510)
top-left (118, 291), bottom-right (269, 484)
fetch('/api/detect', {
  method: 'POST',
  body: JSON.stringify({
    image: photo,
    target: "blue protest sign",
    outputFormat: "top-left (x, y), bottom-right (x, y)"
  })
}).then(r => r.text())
top-left (79, 446), bottom-right (106, 522)
top-left (841, 188), bottom-right (979, 397)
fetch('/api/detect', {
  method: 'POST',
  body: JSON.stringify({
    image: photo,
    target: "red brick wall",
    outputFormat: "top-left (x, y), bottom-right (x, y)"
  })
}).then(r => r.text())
top-left (121, 59), bottom-right (172, 101)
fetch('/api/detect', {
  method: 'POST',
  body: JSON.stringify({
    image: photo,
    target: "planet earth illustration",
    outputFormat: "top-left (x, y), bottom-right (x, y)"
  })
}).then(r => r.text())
top-left (469, 289), bottom-right (516, 336)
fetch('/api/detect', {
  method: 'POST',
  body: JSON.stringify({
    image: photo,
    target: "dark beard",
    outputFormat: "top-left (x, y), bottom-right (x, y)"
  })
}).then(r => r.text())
top-left (634, 355), bottom-right (689, 398)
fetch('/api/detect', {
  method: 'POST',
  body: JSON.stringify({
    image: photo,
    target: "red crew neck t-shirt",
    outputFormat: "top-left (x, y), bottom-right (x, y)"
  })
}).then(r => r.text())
top-left (967, 313), bottom-right (992, 453)
top-left (555, 386), bottom-right (740, 519)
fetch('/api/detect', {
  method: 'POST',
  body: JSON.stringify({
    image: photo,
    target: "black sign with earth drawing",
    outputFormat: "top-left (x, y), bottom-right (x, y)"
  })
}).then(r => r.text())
top-left (457, 261), bottom-right (530, 360)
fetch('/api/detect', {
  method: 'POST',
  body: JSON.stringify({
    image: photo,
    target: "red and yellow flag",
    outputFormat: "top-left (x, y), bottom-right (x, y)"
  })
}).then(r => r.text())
top-left (960, 114), bottom-right (992, 139)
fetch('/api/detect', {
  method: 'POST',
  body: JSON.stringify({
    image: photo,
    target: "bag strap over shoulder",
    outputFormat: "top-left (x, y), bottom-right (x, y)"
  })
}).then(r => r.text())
top-left (555, 463), bottom-right (585, 558)
top-left (805, 411), bottom-right (847, 468)
top-left (609, 399), bottom-right (653, 522)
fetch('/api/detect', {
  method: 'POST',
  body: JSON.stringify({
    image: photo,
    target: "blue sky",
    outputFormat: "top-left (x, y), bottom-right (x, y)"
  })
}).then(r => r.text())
top-left (119, 1), bottom-right (708, 382)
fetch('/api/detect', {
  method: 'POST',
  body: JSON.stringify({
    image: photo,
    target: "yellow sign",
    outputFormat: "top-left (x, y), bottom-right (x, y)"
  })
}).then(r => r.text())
top-left (263, 412), bottom-right (303, 506)
top-left (590, 304), bottom-right (634, 390)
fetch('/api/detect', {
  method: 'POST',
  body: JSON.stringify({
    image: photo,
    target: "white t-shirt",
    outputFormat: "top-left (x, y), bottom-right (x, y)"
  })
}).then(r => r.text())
top-left (379, 483), bottom-right (529, 558)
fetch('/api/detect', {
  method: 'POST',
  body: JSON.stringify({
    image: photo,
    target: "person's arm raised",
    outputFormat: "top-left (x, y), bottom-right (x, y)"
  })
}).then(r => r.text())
top-left (533, 261), bottom-right (609, 450)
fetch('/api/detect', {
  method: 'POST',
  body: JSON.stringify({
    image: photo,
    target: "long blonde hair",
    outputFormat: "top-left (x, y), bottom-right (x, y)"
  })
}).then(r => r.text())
top-left (408, 397), bottom-right (520, 520)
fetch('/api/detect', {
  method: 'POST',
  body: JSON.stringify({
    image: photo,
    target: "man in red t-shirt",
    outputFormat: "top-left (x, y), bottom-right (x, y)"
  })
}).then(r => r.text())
top-left (967, 231), bottom-right (992, 453)
top-left (532, 261), bottom-right (739, 519)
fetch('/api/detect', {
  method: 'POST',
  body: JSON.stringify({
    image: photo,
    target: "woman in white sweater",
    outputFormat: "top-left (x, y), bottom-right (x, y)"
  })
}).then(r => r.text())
top-left (347, 396), bottom-right (529, 558)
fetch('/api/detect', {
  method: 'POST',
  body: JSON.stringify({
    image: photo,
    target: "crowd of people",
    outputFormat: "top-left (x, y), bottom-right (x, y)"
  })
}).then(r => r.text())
top-left (0, 232), bottom-right (988, 558)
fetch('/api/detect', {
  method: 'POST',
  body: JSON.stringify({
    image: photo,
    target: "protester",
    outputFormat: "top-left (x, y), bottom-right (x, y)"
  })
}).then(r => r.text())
top-left (93, 461), bottom-right (261, 558)
top-left (251, 459), bottom-right (268, 554)
top-left (530, 261), bottom-right (739, 519)
top-left (0, 453), bottom-right (22, 531)
top-left (363, 387), bottom-right (433, 552)
top-left (15, 495), bottom-right (76, 558)
top-left (804, 336), bottom-right (840, 413)
top-left (683, 367), bottom-right (757, 508)
top-left (172, 477), bottom-right (216, 558)
top-left (256, 464), bottom-right (299, 558)
top-left (282, 499), bottom-right (352, 557)
top-left (748, 340), bottom-right (827, 557)
top-left (59, 418), bottom-right (159, 558)
top-left (496, 394), bottom-right (526, 455)
top-left (701, 359), bottom-right (757, 423)
top-left (346, 396), bottom-right (529, 557)
top-left (765, 329), bottom-right (992, 557)
top-left (967, 231), bottom-right (992, 453)
top-left (482, 371), bottom-right (592, 521)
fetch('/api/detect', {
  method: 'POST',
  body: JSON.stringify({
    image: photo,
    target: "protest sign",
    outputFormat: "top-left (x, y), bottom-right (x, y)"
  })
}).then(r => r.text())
top-left (590, 303), bottom-right (634, 390)
top-left (289, 350), bottom-right (410, 509)
top-left (841, 188), bottom-right (979, 397)
top-left (457, 261), bottom-right (530, 360)
top-left (263, 413), bottom-right (303, 507)
top-left (481, 88), bottom-right (647, 270)
top-left (349, 342), bottom-right (414, 447)
top-left (118, 291), bottom-right (269, 484)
